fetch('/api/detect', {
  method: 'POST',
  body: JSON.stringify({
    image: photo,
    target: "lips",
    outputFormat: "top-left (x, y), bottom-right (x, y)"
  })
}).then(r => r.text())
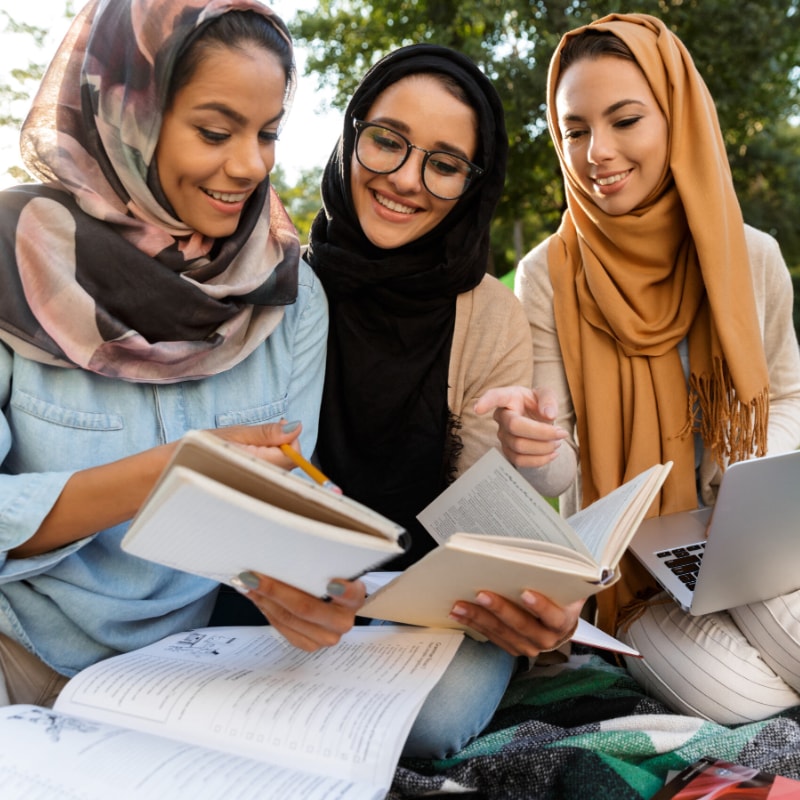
top-left (593, 169), bottom-right (632, 187)
top-left (203, 188), bottom-right (249, 204)
top-left (374, 190), bottom-right (417, 215)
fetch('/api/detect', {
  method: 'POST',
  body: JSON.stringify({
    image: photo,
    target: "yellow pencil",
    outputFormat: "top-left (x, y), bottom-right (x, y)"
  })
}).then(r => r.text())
top-left (280, 444), bottom-right (342, 494)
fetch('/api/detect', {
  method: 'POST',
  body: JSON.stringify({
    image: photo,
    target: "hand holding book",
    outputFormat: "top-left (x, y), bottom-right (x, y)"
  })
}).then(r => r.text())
top-left (360, 448), bottom-right (672, 638)
top-left (122, 430), bottom-right (409, 598)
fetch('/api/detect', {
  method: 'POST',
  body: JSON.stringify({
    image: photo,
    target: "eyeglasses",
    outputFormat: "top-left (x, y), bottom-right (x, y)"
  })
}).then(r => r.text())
top-left (352, 119), bottom-right (484, 200)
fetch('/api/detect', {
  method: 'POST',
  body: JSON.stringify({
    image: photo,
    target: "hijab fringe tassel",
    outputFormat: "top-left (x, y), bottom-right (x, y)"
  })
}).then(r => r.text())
top-left (688, 357), bottom-right (769, 470)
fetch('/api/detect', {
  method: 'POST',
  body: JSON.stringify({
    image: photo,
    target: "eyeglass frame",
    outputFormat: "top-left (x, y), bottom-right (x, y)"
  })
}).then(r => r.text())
top-left (351, 118), bottom-right (485, 200)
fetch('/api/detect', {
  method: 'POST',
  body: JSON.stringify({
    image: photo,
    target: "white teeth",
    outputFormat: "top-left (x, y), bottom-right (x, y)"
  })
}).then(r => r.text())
top-left (375, 192), bottom-right (416, 214)
top-left (594, 170), bottom-right (631, 187)
top-left (204, 189), bottom-right (247, 203)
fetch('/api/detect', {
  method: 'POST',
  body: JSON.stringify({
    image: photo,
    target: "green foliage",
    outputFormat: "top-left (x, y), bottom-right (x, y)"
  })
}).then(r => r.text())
top-left (271, 165), bottom-right (324, 245)
top-left (0, 5), bottom-right (75, 185)
top-left (0, 12), bottom-right (50, 127)
top-left (498, 268), bottom-right (515, 290)
top-left (292, 0), bottom-right (800, 289)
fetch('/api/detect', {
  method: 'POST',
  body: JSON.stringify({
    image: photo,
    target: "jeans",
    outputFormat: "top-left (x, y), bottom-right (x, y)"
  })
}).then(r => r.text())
top-left (401, 635), bottom-right (517, 759)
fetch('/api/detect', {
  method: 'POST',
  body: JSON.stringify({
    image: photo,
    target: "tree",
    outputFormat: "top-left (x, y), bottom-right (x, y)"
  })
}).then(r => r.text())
top-left (271, 165), bottom-right (324, 243)
top-left (292, 0), bottom-right (800, 278)
top-left (0, 10), bottom-right (52, 184)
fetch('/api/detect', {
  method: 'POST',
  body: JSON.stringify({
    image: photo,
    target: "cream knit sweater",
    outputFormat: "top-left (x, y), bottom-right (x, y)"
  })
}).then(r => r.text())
top-left (516, 224), bottom-right (800, 516)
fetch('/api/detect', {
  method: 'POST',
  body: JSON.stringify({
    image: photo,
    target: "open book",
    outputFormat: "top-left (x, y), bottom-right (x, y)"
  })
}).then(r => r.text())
top-left (121, 430), bottom-right (408, 597)
top-left (360, 448), bottom-right (672, 637)
top-left (0, 625), bottom-right (463, 800)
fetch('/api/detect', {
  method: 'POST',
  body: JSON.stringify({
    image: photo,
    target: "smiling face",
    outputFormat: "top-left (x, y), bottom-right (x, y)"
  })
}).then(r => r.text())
top-left (155, 43), bottom-right (286, 238)
top-left (555, 55), bottom-right (669, 216)
top-left (350, 74), bottom-right (478, 250)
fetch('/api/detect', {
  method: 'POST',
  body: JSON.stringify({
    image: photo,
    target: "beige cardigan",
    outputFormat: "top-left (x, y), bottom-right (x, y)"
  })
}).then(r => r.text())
top-left (516, 224), bottom-right (800, 517)
top-left (447, 274), bottom-right (532, 477)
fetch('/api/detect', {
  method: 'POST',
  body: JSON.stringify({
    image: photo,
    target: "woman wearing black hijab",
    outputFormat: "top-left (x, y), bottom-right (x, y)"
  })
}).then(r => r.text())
top-left (302, 44), bottom-right (580, 758)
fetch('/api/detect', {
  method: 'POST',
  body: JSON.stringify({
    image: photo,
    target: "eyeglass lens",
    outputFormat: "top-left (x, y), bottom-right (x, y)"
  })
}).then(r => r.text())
top-left (355, 123), bottom-right (474, 200)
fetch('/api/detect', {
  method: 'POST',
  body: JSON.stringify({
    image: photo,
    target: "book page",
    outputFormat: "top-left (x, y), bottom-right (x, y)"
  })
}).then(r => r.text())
top-left (55, 625), bottom-right (462, 789)
top-left (0, 705), bottom-right (384, 800)
top-left (417, 449), bottom-right (592, 558)
top-left (566, 463), bottom-right (671, 563)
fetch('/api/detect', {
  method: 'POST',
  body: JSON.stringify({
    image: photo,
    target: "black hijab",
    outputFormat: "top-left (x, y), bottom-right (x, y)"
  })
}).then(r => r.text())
top-left (306, 44), bottom-right (507, 567)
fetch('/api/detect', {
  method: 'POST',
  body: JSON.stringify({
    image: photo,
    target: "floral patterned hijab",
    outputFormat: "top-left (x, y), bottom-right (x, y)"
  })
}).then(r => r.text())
top-left (0, 0), bottom-right (300, 382)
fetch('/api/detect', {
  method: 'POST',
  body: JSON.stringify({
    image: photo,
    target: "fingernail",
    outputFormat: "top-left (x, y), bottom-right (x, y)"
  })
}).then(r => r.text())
top-left (231, 571), bottom-right (260, 593)
top-left (282, 420), bottom-right (301, 433)
top-left (522, 591), bottom-right (537, 607)
top-left (542, 405), bottom-right (557, 418)
top-left (475, 592), bottom-right (492, 607)
top-left (450, 604), bottom-right (467, 618)
top-left (326, 580), bottom-right (346, 597)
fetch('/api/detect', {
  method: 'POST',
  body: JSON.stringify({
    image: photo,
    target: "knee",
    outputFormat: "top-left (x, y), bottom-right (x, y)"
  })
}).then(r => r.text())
top-left (401, 640), bottom-right (517, 759)
top-left (620, 597), bottom-right (800, 724)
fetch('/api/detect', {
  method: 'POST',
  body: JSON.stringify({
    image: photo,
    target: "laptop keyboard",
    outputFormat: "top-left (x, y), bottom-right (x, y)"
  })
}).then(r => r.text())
top-left (656, 542), bottom-right (706, 591)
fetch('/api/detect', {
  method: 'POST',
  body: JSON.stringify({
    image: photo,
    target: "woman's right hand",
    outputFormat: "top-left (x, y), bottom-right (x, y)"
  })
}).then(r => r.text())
top-left (474, 385), bottom-right (569, 469)
top-left (210, 419), bottom-right (304, 469)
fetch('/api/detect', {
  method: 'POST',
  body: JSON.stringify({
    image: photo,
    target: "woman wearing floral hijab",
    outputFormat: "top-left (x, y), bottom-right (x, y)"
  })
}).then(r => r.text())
top-left (495, 14), bottom-right (800, 722)
top-left (0, 0), bottom-right (349, 707)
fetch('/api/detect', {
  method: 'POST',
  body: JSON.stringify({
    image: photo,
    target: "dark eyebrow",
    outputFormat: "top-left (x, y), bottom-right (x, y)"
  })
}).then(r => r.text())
top-left (369, 115), bottom-right (472, 161)
top-left (194, 102), bottom-right (285, 127)
top-left (604, 98), bottom-right (646, 115)
top-left (561, 98), bottom-right (646, 124)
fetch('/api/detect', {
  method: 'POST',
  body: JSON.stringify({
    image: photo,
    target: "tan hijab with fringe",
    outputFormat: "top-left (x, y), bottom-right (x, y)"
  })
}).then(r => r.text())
top-left (546, 14), bottom-right (769, 630)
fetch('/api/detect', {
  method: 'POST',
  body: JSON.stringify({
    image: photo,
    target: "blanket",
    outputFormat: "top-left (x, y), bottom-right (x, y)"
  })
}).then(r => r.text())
top-left (389, 648), bottom-right (800, 799)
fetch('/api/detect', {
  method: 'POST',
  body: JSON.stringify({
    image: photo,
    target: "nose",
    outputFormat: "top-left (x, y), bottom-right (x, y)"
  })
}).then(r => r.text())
top-left (226, 137), bottom-right (272, 183)
top-left (387, 147), bottom-right (424, 194)
top-left (586, 130), bottom-right (614, 164)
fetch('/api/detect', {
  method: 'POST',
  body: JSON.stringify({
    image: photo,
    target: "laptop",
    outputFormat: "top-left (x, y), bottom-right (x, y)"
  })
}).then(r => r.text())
top-left (628, 449), bottom-right (800, 615)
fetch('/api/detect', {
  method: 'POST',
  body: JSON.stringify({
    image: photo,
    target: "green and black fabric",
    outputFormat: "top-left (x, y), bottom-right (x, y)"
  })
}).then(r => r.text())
top-left (389, 649), bottom-right (800, 798)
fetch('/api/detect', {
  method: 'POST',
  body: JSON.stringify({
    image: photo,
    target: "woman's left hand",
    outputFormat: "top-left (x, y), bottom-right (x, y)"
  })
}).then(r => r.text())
top-left (448, 590), bottom-right (584, 658)
top-left (231, 572), bottom-right (367, 651)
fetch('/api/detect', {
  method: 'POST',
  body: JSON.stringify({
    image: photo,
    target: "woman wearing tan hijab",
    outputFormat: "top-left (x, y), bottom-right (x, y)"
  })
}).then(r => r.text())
top-left (482, 13), bottom-right (800, 723)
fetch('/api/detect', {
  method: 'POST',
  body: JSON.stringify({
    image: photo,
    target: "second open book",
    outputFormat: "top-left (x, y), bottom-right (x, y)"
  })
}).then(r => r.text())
top-left (360, 448), bottom-right (672, 636)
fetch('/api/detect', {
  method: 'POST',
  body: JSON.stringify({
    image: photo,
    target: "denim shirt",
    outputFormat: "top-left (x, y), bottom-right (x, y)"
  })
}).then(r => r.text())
top-left (0, 260), bottom-right (327, 676)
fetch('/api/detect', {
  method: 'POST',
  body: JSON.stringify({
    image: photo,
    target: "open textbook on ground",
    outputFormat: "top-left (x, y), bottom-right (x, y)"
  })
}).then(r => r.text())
top-left (360, 448), bottom-right (672, 638)
top-left (0, 625), bottom-right (463, 800)
top-left (121, 430), bottom-right (408, 597)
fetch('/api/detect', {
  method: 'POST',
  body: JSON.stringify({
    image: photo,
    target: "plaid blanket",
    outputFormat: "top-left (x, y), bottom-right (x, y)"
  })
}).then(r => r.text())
top-left (389, 649), bottom-right (800, 799)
